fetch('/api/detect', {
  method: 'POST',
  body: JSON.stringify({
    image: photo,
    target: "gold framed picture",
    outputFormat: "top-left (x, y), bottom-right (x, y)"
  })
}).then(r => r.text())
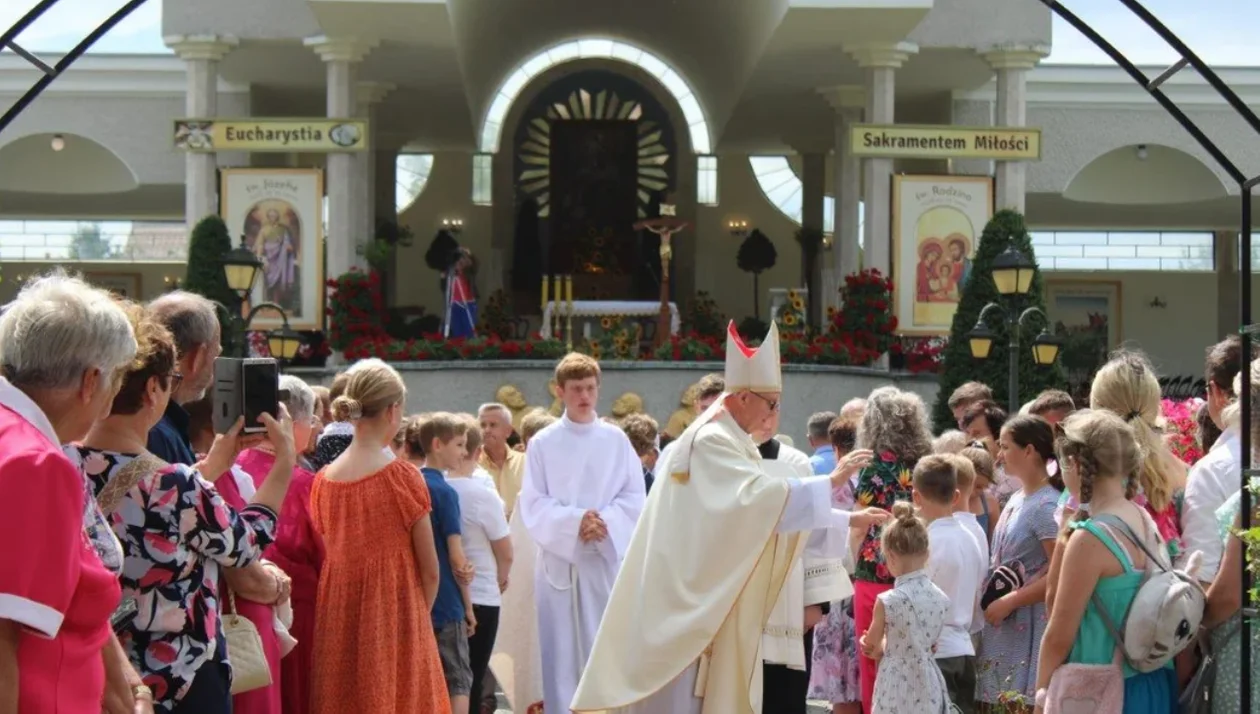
top-left (891, 174), bottom-right (994, 336)
top-left (219, 168), bottom-right (325, 330)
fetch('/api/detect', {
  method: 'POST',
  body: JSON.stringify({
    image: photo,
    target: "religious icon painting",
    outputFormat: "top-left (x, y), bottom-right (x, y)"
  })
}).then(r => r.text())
top-left (219, 168), bottom-right (325, 330)
top-left (891, 174), bottom-right (994, 335)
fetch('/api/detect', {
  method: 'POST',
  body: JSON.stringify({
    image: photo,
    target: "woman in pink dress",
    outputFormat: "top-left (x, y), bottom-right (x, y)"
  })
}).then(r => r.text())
top-left (235, 375), bottom-right (325, 714)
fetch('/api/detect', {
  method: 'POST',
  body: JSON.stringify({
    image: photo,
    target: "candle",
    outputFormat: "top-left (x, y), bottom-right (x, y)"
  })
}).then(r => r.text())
top-left (541, 275), bottom-right (549, 312)
top-left (566, 275), bottom-right (574, 312)
top-left (553, 274), bottom-right (562, 311)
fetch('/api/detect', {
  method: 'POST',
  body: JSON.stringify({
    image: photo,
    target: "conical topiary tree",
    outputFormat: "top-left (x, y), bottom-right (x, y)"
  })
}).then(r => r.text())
top-left (737, 228), bottom-right (777, 319)
top-left (931, 209), bottom-right (1067, 431)
top-left (184, 215), bottom-right (239, 351)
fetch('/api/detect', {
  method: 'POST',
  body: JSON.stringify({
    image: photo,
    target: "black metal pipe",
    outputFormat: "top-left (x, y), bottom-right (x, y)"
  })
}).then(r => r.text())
top-left (1116, 0), bottom-right (1260, 137)
top-left (1036, 0), bottom-right (1246, 185)
top-left (1241, 186), bottom-right (1253, 714)
top-left (0, 0), bottom-right (150, 135)
top-left (0, 0), bottom-right (59, 54)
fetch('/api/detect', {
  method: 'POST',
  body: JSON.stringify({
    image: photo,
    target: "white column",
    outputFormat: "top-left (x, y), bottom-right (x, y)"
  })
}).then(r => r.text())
top-left (165, 34), bottom-right (238, 231)
top-left (356, 81), bottom-right (394, 243)
top-left (982, 45), bottom-right (1048, 213)
top-left (848, 43), bottom-right (916, 278)
top-left (305, 36), bottom-right (377, 279)
top-left (799, 152), bottom-right (826, 325)
top-left (820, 86), bottom-right (865, 289)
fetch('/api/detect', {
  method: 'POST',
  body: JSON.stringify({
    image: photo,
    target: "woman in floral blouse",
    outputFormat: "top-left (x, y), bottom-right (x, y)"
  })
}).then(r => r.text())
top-left (80, 308), bottom-right (297, 714)
top-left (850, 386), bottom-right (933, 708)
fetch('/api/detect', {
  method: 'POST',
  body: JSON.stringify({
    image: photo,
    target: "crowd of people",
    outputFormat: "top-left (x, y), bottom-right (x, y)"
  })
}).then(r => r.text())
top-left (0, 269), bottom-right (1254, 714)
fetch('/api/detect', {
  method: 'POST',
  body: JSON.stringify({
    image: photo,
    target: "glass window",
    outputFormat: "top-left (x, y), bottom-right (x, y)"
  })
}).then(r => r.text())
top-left (1032, 230), bottom-right (1213, 271)
top-left (480, 38), bottom-right (711, 154)
top-left (396, 153), bottom-right (435, 214)
top-left (472, 154), bottom-right (493, 206)
top-left (0, 220), bottom-right (186, 261)
top-left (748, 156), bottom-right (838, 235)
top-left (697, 155), bottom-right (718, 206)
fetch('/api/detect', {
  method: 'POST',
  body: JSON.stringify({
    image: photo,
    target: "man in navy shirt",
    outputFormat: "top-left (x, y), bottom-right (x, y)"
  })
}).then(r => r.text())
top-left (146, 292), bottom-right (222, 465)
top-left (417, 412), bottom-right (476, 714)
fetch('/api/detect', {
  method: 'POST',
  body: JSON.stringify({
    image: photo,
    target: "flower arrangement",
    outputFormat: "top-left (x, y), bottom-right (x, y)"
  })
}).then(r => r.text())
top-left (682, 291), bottom-right (725, 339)
top-left (653, 332), bottom-right (724, 361)
top-left (1161, 397), bottom-right (1207, 465)
top-left (326, 269), bottom-right (389, 352)
top-left (780, 335), bottom-right (881, 366)
top-left (897, 336), bottom-right (948, 374)
top-left (479, 289), bottom-right (515, 340)
top-left (585, 316), bottom-right (644, 361)
top-left (341, 333), bottom-right (567, 362)
top-left (775, 289), bottom-right (808, 340)
top-left (829, 268), bottom-right (898, 364)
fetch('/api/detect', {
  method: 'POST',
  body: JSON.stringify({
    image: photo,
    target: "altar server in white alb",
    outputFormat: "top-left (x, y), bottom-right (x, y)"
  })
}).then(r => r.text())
top-left (571, 322), bottom-right (888, 714)
top-left (517, 352), bottom-right (646, 714)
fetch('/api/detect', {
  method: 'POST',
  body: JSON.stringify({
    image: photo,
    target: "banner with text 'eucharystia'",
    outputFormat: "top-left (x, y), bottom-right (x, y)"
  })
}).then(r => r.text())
top-left (175, 118), bottom-right (368, 152)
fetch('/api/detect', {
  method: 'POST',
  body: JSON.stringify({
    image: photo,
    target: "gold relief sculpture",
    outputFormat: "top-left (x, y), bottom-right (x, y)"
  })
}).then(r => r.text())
top-left (663, 382), bottom-right (701, 438)
top-left (494, 384), bottom-right (533, 432)
top-left (610, 392), bottom-right (644, 420)
top-left (546, 379), bottom-right (563, 417)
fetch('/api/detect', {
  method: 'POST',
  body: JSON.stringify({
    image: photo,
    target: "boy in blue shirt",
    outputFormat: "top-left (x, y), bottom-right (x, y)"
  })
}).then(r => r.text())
top-left (417, 412), bottom-right (477, 714)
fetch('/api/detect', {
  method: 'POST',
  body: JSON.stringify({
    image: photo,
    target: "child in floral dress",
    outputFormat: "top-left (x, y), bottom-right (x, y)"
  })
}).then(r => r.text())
top-left (860, 502), bottom-right (952, 714)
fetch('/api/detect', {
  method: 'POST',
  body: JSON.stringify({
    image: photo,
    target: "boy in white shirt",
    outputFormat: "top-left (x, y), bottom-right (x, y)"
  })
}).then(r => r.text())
top-left (448, 415), bottom-right (515, 712)
top-left (914, 454), bottom-right (984, 714)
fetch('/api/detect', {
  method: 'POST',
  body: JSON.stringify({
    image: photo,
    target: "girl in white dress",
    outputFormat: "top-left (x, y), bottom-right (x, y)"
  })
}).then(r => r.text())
top-left (860, 501), bottom-right (954, 714)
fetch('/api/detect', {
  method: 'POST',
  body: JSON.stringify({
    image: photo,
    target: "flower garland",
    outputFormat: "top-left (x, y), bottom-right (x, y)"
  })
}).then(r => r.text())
top-left (342, 333), bottom-right (567, 361)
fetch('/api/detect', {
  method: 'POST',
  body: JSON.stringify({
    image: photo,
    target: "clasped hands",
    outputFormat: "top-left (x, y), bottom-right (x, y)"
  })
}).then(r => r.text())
top-left (579, 510), bottom-right (609, 543)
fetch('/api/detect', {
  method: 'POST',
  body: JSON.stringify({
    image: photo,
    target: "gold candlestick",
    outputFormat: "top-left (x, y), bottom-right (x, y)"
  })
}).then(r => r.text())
top-left (566, 275), bottom-right (575, 351)
top-left (552, 274), bottom-right (563, 339)
top-left (541, 275), bottom-right (549, 314)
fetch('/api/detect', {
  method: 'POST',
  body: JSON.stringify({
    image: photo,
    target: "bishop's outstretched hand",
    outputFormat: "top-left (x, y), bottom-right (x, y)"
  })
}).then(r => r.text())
top-left (849, 507), bottom-right (891, 532)
top-left (829, 449), bottom-right (873, 487)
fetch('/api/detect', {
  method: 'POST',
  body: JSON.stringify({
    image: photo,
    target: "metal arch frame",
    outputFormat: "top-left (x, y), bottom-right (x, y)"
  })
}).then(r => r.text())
top-left (1037, 2), bottom-right (1256, 710)
top-left (0, 0), bottom-right (151, 135)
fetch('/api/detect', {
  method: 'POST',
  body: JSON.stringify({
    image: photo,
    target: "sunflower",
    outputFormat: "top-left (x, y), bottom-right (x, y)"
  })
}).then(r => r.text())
top-left (783, 314), bottom-right (797, 326)
top-left (791, 297), bottom-right (805, 311)
top-left (600, 317), bottom-right (614, 329)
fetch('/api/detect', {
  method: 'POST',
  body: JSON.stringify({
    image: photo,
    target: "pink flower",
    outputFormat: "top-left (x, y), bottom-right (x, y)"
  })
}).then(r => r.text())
top-left (879, 450), bottom-right (897, 463)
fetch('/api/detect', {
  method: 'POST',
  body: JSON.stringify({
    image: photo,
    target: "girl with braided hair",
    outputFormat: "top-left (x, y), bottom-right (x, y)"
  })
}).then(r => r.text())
top-left (1089, 350), bottom-right (1188, 560)
top-left (1033, 409), bottom-right (1176, 714)
top-left (975, 414), bottom-right (1061, 709)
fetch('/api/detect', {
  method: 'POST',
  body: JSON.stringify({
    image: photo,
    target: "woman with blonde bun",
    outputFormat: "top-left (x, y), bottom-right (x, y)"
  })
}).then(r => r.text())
top-left (310, 359), bottom-right (450, 714)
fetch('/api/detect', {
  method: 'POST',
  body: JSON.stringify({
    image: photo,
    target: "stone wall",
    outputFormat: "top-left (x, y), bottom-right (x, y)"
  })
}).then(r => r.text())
top-left (289, 361), bottom-right (942, 444)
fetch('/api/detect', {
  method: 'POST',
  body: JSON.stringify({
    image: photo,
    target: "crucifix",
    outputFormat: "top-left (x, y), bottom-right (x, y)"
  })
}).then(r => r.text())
top-left (633, 200), bottom-right (690, 348)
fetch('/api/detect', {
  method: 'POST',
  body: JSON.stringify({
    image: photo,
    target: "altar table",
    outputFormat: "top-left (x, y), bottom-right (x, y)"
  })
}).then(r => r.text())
top-left (540, 300), bottom-right (680, 339)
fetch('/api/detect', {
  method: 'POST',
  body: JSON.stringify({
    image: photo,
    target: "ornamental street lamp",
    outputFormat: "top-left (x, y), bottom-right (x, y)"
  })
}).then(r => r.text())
top-left (219, 236), bottom-right (305, 364)
top-left (966, 246), bottom-right (1062, 413)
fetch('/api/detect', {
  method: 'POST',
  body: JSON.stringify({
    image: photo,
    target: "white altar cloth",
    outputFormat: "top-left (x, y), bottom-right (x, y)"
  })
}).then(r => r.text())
top-left (540, 300), bottom-right (680, 339)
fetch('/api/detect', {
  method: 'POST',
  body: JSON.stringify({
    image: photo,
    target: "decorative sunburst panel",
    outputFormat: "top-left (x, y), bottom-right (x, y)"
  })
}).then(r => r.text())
top-left (517, 88), bottom-right (671, 219)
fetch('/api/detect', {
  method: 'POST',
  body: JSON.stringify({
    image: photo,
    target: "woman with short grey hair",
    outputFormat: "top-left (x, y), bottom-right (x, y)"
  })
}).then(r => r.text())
top-left (0, 272), bottom-right (155, 713)
top-left (235, 374), bottom-right (326, 714)
top-left (849, 386), bottom-right (934, 706)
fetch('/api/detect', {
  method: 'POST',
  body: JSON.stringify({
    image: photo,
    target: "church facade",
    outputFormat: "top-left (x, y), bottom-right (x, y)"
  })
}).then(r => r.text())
top-left (0, 0), bottom-right (1256, 383)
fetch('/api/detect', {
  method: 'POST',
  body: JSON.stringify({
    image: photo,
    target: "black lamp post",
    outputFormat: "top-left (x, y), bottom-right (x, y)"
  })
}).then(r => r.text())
top-left (966, 246), bottom-right (1062, 413)
top-left (219, 236), bottom-right (305, 364)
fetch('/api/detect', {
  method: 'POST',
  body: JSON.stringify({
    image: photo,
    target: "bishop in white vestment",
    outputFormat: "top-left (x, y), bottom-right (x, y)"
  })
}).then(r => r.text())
top-left (571, 322), bottom-right (885, 714)
top-left (517, 409), bottom-right (646, 714)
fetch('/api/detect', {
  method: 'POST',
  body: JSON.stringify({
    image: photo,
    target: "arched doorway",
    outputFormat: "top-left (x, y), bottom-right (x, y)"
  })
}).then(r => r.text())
top-left (508, 69), bottom-right (679, 302)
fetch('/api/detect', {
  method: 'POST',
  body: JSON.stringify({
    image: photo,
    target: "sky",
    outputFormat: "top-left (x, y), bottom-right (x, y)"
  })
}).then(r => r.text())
top-left (0, 0), bottom-right (1254, 66)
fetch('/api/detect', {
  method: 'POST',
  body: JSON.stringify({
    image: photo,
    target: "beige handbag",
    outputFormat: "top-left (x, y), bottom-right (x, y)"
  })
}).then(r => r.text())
top-left (222, 590), bottom-right (272, 694)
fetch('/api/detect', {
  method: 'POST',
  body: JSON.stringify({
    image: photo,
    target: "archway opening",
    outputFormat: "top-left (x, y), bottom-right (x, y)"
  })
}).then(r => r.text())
top-left (1063, 143), bottom-right (1228, 205)
top-left (0, 133), bottom-right (138, 194)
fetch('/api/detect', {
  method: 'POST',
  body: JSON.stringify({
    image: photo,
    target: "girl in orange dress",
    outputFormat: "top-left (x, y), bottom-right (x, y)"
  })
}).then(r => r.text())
top-left (310, 359), bottom-right (451, 714)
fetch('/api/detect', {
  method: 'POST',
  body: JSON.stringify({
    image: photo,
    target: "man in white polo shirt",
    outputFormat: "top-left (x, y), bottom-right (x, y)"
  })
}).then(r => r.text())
top-left (1180, 337), bottom-right (1255, 584)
